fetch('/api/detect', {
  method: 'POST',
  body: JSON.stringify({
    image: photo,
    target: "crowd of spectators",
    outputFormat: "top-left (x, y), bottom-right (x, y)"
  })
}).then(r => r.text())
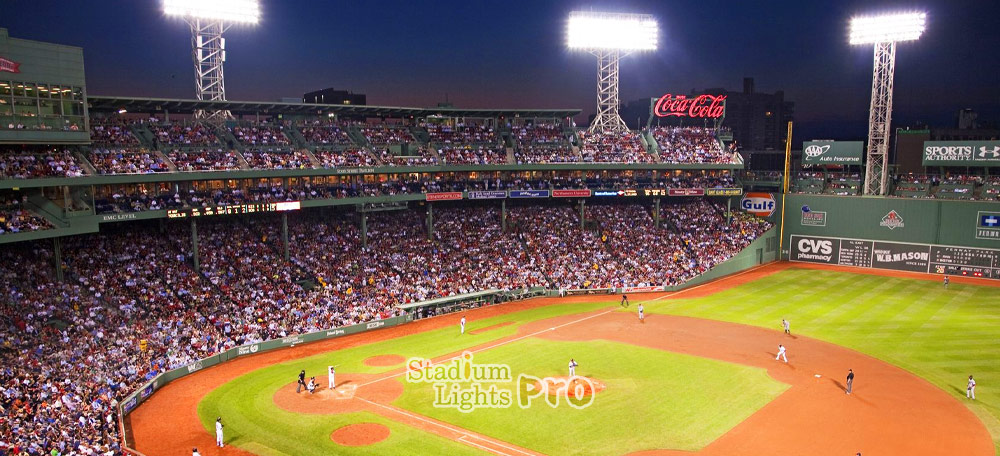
top-left (513, 145), bottom-right (579, 164)
top-left (437, 146), bottom-right (508, 165)
top-left (298, 124), bottom-right (353, 146)
top-left (577, 131), bottom-right (655, 163)
top-left (166, 149), bottom-right (243, 172)
top-left (373, 148), bottom-right (438, 166)
top-left (89, 120), bottom-right (139, 147)
top-left (149, 123), bottom-right (218, 147)
top-left (511, 124), bottom-right (566, 145)
top-left (358, 125), bottom-right (415, 145)
top-left (0, 194), bottom-right (53, 235)
top-left (242, 148), bottom-right (312, 170)
top-left (314, 148), bottom-right (376, 168)
top-left (425, 123), bottom-right (498, 145)
top-left (651, 127), bottom-right (733, 163)
top-left (230, 125), bottom-right (291, 146)
top-left (87, 149), bottom-right (170, 175)
top-left (0, 148), bottom-right (86, 179)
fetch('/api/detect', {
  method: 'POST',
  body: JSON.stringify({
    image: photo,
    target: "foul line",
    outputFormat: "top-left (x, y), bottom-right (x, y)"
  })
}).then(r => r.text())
top-left (357, 308), bottom-right (615, 388)
top-left (359, 397), bottom-right (536, 456)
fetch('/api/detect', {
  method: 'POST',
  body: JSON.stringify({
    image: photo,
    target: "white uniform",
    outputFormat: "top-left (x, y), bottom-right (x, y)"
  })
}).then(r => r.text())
top-left (568, 360), bottom-right (578, 377)
top-left (638, 304), bottom-right (644, 321)
top-left (328, 366), bottom-right (336, 389)
top-left (215, 420), bottom-right (224, 447)
top-left (307, 378), bottom-right (317, 394)
top-left (968, 377), bottom-right (976, 399)
top-left (776, 345), bottom-right (787, 363)
top-left (460, 317), bottom-right (466, 334)
top-left (782, 320), bottom-right (790, 334)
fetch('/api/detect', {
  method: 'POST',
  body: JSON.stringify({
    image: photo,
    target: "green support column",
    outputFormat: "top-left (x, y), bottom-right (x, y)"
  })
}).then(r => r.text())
top-left (654, 198), bottom-right (661, 228)
top-left (426, 203), bottom-right (434, 240)
top-left (361, 212), bottom-right (368, 248)
top-left (501, 199), bottom-right (507, 232)
top-left (281, 213), bottom-right (290, 262)
top-left (191, 218), bottom-right (200, 274)
top-left (52, 237), bottom-right (63, 283)
top-left (579, 199), bottom-right (585, 230)
top-left (726, 197), bottom-right (733, 224)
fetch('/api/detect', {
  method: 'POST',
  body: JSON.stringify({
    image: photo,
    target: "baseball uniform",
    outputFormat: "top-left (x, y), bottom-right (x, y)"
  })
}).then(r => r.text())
top-left (846, 370), bottom-right (854, 394)
top-left (776, 345), bottom-right (787, 363)
top-left (782, 319), bottom-right (790, 335)
top-left (569, 359), bottom-right (578, 377)
top-left (638, 303), bottom-right (644, 321)
top-left (328, 366), bottom-right (336, 389)
top-left (460, 316), bottom-right (466, 334)
top-left (968, 376), bottom-right (976, 399)
top-left (215, 419), bottom-right (224, 447)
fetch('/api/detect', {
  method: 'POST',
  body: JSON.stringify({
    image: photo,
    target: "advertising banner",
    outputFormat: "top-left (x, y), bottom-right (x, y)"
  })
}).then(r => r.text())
top-left (668, 188), bottom-right (705, 197)
top-left (553, 189), bottom-right (592, 198)
top-left (509, 190), bottom-right (550, 198)
top-left (870, 241), bottom-right (931, 273)
top-left (468, 190), bottom-right (507, 200)
top-left (704, 188), bottom-right (743, 196)
top-left (802, 141), bottom-right (863, 165)
top-left (426, 192), bottom-right (463, 201)
top-left (922, 141), bottom-right (1000, 167)
top-left (740, 193), bottom-right (776, 217)
top-left (977, 211), bottom-right (1000, 241)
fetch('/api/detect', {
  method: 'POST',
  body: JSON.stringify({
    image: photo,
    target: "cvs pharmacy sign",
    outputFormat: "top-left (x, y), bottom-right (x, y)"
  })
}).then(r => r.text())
top-left (740, 192), bottom-right (776, 217)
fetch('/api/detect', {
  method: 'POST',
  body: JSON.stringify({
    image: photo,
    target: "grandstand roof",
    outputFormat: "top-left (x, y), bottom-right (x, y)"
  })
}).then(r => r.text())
top-left (87, 96), bottom-right (581, 119)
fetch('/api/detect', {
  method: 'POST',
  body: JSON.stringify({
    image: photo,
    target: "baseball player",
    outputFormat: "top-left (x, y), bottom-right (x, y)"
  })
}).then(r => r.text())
top-left (328, 366), bottom-right (336, 389)
top-left (296, 369), bottom-right (306, 393)
top-left (944, 275), bottom-right (950, 288)
top-left (968, 375), bottom-right (976, 400)
top-left (620, 294), bottom-right (629, 308)
top-left (308, 377), bottom-right (317, 394)
top-left (568, 358), bottom-right (578, 378)
top-left (846, 369), bottom-right (854, 394)
top-left (192, 448), bottom-right (201, 456)
top-left (782, 319), bottom-right (790, 335)
top-left (215, 417), bottom-right (224, 448)
top-left (637, 303), bottom-right (644, 322)
top-left (775, 344), bottom-right (787, 363)
top-left (460, 315), bottom-right (466, 334)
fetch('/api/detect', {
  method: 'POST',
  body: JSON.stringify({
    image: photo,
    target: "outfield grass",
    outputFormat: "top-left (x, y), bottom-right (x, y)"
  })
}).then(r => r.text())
top-left (198, 300), bottom-right (613, 454)
top-left (642, 267), bottom-right (1000, 454)
top-left (394, 338), bottom-right (787, 455)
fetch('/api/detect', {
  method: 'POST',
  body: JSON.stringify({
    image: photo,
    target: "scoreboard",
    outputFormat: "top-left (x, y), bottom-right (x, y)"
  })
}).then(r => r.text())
top-left (790, 235), bottom-right (1000, 279)
top-left (166, 201), bottom-right (302, 219)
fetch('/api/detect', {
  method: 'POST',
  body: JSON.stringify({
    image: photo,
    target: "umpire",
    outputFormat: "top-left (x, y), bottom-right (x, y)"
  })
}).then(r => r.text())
top-left (297, 369), bottom-right (307, 393)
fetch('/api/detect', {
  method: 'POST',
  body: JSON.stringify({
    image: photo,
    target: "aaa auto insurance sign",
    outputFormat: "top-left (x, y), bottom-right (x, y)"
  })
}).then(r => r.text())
top-left (740, 192), bottom-right (775, 217)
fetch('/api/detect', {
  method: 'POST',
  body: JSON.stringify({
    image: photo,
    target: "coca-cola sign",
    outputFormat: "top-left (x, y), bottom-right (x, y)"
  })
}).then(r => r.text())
top-left (0, 57), bottom-right (21, 74)
top-left (653, 94), bottom-right (726, 119)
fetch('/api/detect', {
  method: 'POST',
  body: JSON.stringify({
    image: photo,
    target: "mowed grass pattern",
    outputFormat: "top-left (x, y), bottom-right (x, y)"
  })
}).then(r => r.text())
top-left (644, 267), bottom-right (1000, 454)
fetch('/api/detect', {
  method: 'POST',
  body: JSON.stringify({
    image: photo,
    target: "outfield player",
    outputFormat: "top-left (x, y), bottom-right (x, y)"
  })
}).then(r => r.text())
top-left (782, 319), bottom-right (790, 335)
top-left (215, 417), bottom-right (224, 448)
top-left (968, 375), bottom-right (976, 400)
top-left (328, 366), bottom-right (336, 389)
top-left (775, 344), bottom-right (787, 363)
top-left (460, 315), bottom-right (466, 334)
top-left (568, 358), bottom-right (578, 377)
top-left (620, 294), bottom-right (629, 308)
top-left (944, 275), bottom-right (950, 288)
top-left (637, 303), bottom-right (644, 322)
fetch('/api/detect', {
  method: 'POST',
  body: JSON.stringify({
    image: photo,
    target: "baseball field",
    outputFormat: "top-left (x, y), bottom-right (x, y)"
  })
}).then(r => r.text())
top-left (128, 263), bottom-right (1000, 455)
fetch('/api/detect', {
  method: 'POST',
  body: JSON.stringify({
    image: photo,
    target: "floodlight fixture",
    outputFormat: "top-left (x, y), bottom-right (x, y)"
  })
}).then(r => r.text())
top-left (849, 11), bottom-right (926, 196)
top-left (567, 11), bottom-right (658, 134)
top-left (849, 12), bottom-right (926, 45)
top-left (163, 0), bottom-right (260, 124)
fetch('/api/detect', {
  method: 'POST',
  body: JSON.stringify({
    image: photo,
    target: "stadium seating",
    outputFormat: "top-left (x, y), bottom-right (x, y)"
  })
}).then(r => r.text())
top-left (650, 127), bottom-right (733, 164)
top-left (0, 146), bottom-right (86, 178)
top-left (577, 131), bottom-right (655, 163)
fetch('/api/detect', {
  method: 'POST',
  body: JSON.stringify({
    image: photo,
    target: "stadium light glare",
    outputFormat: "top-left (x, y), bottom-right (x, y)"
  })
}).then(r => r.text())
top-left (849, 12), bottom-right (926, 45)
top-left (566, 12), bottom-right (658, 51)
top-left (163, 0), bottom-right (260, 24)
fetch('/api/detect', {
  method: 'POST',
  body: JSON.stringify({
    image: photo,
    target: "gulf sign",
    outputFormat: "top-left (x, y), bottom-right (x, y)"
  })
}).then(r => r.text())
top-left (740, 192), bottom-right (776, 217)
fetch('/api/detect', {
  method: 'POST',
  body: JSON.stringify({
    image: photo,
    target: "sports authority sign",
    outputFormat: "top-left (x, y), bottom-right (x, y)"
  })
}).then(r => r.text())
top-left (651, 94), bottom-right (726, 119)
top-left (922, 141), bottom-right (1000, 167)
top-left (790, 234), bottom-right (1000, 279)
top-left (740, 192), bottom-right (776, 217)
top-left (802, 141), bottom-right (863, 165)
top-left (0, 57), bottom-right (21, 74)
top-left (880, 210), bottom-right (905, 230)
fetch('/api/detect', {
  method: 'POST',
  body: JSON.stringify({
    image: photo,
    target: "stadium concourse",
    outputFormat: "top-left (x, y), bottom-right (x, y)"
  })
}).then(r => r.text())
top-left (0, 200), bottom-right (770, 455)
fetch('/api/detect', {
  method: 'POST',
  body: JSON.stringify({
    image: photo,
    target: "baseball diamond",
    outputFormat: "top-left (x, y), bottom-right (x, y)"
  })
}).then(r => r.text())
top-left (2, 3), bottom-right (1000, 456)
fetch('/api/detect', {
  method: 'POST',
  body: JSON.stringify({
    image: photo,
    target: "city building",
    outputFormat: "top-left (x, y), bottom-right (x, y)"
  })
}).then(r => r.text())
top-left (302, 87), bottom-right (366, 106)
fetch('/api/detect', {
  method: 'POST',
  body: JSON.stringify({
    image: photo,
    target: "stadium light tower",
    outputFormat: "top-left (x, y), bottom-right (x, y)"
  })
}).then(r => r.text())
top-left (850, 11), bottom-right (926, 195)
top-left (163, 0), bottom-right (260, 124)
top-left (567, 11), bottom-right (658, 134)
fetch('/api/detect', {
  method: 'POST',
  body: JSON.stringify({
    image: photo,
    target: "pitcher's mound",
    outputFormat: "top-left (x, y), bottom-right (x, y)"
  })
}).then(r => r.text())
top-left (363, 354), bottom-right (405, 367)
top-left (533, 376), bottom-right (606, 397)
top-left (331, 422), bottom-right (390, 446)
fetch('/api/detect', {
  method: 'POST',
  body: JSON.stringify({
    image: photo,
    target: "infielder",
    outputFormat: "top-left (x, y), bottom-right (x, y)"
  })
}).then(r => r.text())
top-left (846, 369), bottom-right (854, 394)
top-left (775, 344), bottom-right (787, 363)
top-left (568, 358), bottom-right (578, 378)
top-left (328, 366), bottom-right (336, 389)
top-left (192, 448), bottom-right (201, 456)
top-left (968, 375), bottom-right (976, 400)
top-left (637, 303), bottom-right (644, 322)
top-left (620, 294), bottom-right (629, 308)
top-left (460, 315), bottom-right (466, 334)
top-left (215, 417), bottom-right (224, 448)
top-left (782, 319), bottom-right (790, 335)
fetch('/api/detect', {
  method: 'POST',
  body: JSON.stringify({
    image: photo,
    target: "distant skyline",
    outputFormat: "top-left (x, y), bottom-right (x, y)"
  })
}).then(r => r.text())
top-left (1, 0), bottom-right (998, 143)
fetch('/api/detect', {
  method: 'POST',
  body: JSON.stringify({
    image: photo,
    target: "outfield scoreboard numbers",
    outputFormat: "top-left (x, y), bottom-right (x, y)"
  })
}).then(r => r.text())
top-left (790, 235), bottom-right (1000, 279)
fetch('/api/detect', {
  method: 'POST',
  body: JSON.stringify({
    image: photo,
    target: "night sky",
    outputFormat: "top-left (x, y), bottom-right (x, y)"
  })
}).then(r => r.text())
top-left (1, 0), bottom-right (998, 142)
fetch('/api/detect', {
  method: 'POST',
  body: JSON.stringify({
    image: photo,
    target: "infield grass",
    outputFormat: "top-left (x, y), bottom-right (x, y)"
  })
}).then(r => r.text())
top-left (642, 267), bottom-right (1000, 454)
